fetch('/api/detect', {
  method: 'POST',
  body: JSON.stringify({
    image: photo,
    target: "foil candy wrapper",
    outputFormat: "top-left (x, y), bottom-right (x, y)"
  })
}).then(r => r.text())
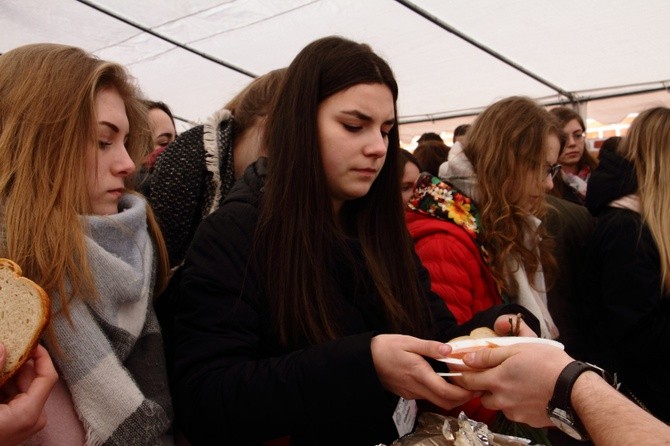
top-left (388, 412), bottom-right (535, 446)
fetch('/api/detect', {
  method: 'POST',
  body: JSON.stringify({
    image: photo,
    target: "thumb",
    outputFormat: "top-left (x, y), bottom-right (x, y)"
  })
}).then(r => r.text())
top-left (412, 339), bottom-right (453, 360)
top-left (462, 345), bottom-right (510, 369)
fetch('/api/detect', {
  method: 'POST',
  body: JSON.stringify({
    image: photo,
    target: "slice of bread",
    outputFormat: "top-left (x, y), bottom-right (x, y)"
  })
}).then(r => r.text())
top-left (0, 258), bottom-right (50, 386)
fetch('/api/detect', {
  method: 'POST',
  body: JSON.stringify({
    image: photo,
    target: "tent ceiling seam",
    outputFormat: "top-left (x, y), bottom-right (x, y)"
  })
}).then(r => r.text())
top-left (75, 0), bottom-right (258, 79)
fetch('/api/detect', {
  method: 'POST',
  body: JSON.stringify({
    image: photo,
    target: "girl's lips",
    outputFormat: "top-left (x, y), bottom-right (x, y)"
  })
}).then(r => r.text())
top-left (560, 151), bottom-right (581, 162)
top-left (354, 168), bottom-right (378, 174)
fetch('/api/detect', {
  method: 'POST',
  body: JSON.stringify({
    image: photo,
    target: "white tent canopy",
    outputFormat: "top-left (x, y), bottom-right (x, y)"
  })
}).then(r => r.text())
top-left (3, 0), bottom-right (670, 142)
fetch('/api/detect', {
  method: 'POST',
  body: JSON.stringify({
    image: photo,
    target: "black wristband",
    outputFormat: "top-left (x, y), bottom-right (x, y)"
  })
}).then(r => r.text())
top-left (550, 361), bottom-right (590, 410)
top-left (547, 360), bottom-right (610, 441)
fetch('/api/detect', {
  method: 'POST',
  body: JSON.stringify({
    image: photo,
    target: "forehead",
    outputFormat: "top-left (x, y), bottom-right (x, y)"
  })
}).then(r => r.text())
top-left (323, 83), bottom-right (394, 119)
top-left (148, 108), bottom-right (175, 129)
top-left (563, 118), bottom-right (583, 132)
top-left (95, 88), bottom-right (128, 123)
top-left (402, 161), bottom-right (420, 177)
top-left (546, 133), bottom-right (561, 163)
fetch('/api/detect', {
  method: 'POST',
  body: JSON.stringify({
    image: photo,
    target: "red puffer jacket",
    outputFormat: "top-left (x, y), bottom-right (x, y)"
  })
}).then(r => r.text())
top-left (406, 210), bottom-right (501, 323)
top-left (406, 209), bottom-right (502, 425)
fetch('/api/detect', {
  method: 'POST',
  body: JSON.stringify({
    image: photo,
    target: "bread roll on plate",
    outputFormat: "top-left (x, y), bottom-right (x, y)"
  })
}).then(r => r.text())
top-left (448, 326), bottom-right (498, 343)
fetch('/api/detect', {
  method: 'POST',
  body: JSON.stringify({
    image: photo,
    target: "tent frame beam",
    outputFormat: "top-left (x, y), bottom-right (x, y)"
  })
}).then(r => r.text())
top-left (395, 0), bottom-right (577, 104)
top-left (76, 0), bottom-right (258, 79)
top-left (399, 85), bottom-right (669, 124)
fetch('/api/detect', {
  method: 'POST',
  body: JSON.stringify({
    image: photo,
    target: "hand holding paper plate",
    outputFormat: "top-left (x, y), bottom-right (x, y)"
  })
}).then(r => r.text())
top-left (439, 336), bottom-right (564, 366)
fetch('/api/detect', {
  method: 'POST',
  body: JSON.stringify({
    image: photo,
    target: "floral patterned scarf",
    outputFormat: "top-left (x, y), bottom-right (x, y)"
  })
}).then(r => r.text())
top-left (408, 173), bottom-right (480, 240)
top-left (408, 173), bottom-right (492, 268)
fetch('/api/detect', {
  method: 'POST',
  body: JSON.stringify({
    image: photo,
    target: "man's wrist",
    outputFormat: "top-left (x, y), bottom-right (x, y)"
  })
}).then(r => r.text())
top-left (547, 360), bottom-right (611, 440)
top-left (571, 370), bottom-right (602, 397)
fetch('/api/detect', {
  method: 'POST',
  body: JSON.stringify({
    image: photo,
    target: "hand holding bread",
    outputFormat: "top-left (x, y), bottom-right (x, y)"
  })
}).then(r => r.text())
top-left (0, 343), bottom-right (57, 446)
top-left (0, 258), bottom-right (55, 445)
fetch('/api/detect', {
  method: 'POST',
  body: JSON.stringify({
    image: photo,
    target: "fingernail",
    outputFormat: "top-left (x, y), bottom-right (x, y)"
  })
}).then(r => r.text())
top-left (438, 343), bottom-right (451, 356)
top-left (463, 353), bottom-right (475, 362)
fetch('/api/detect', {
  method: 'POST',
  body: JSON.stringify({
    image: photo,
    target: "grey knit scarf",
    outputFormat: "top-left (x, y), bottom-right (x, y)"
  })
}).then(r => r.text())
top-left (45, 194), bottom-right (173, 445)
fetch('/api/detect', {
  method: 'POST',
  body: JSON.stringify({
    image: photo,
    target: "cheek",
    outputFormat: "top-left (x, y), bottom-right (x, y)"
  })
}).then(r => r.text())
top-left (317, 121), bottom-right (335, 163)
top-left (523, 171), bottom-right (545, 196)
top-left (84, 152), bottom-right (97, 189)
top-left (319, 130), bottom-right (350, 170)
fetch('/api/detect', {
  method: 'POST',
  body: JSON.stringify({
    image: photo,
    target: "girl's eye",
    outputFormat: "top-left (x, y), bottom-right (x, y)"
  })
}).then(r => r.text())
top-left (343, 124), bottom-right (361, 133)
top-left (98, 141), bottom-right (112, 149)
top-left (381, 130), bottom-right (389, 139)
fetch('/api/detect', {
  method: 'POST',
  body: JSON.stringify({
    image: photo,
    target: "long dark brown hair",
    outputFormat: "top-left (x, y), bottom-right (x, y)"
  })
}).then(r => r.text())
top-left (256, 36), bottom-right (428, 347)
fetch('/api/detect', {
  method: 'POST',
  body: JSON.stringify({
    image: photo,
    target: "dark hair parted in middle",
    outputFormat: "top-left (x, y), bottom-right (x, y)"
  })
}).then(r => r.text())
top-left (257, 36), bottom-right (428, 346)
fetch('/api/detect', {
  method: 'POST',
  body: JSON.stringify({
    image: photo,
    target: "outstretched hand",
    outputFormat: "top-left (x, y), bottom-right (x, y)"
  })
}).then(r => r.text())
top-left (450, 343), bottom-right (572, 427)
top-left (370, 334), bottom-right (479, 410)
top-left (0, 343), bottom-right (58, 446)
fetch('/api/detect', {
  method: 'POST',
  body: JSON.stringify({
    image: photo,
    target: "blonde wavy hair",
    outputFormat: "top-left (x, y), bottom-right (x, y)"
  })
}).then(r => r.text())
top-left (617, 107), bottom-right (670, 294)
top-left (0, 43), bottom-right (169, 320)
top-left (463, 96), bottom-right (559, 295)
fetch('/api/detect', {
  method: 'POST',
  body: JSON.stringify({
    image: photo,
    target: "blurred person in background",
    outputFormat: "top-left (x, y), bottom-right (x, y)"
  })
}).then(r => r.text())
top-left (136, 100), bottom-right (177, 195)
top-left (147, 69), bottom-right (286, 269)
top-left (413, 139), bottom-right (449, 178)
top-left (400, 148), bottom-right (422, 205)
top-left (579, 107), bottom-right (670, 422)
top-left (549, 107), bottom-right (598, 205)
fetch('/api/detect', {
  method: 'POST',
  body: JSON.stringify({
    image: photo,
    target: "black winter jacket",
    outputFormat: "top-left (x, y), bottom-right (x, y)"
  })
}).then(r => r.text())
top-left (170, 158), bottom-right (540, 445)
top-left (580, 149), bottom-right (670, 421)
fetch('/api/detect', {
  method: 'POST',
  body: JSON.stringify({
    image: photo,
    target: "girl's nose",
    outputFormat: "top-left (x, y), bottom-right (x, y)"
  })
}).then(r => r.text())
top-left (115, 146), bottom-right (136, 177)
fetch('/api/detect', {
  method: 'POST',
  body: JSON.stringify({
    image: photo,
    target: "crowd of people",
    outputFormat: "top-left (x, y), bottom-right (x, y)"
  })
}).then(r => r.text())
top-left (0, 36), bottom-right (669, 446)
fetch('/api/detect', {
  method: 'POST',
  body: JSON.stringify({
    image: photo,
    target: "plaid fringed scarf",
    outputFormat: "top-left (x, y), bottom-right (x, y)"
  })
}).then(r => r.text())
top-left (46, 194), bottom-right (173, 445)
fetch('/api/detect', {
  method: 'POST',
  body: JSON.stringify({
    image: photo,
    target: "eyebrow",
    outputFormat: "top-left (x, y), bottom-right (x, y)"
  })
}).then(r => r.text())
top-left (341, 110), bottom-right (395, 126)
top-left (99, 121), bottom-right (130, 141)
top-left (99, 121), bottom-right (120, 133)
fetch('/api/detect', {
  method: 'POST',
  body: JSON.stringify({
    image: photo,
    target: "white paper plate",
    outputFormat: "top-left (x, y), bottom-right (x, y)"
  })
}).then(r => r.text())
top-left (437, 337), bottom-right (564, 365)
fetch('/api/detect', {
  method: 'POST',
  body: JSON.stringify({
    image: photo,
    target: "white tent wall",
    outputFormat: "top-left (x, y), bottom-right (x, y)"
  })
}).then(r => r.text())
top-left (400, 90), bottom-right (670, 147)
top-left (2, 0), bottom-right (669, 138)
